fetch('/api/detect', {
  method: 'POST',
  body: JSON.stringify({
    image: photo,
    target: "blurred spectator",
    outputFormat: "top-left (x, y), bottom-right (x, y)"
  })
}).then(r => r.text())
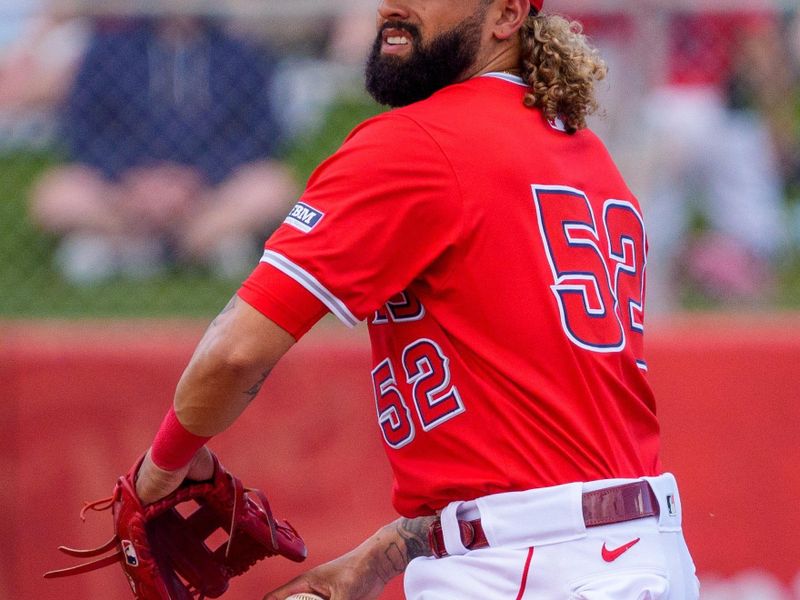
top-left (0, 1), bottom-right (89, 149)
top-left (786, 12), bottom-right (800, 243)
top-left (727, 17), bottom-right (800, 199)
top-left (31, 16), bottom-right (297, 283)
top-left (267, 0), bottom-right (375, 141)
top-left (326, 1), bottom-right (376, 66)
top-left (638, 10), bottom-right (788, 312)
top-left (566, 11), bottom-right (640, 150)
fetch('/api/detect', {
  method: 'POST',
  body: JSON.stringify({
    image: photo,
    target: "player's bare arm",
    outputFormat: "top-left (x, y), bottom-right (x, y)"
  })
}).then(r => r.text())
top-left (135, 295), bottom-right (296, 504)
top-left (264, 516), bottom-right (436, 600)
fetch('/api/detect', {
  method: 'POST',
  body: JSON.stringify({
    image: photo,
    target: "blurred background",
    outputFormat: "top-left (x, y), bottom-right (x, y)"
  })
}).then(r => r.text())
top-left (2, 0), bottom-right (799, 598)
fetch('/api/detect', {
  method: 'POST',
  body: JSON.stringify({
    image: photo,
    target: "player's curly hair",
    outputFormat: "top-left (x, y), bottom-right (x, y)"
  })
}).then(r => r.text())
top-left (519, 13), bottom-right (607, 133)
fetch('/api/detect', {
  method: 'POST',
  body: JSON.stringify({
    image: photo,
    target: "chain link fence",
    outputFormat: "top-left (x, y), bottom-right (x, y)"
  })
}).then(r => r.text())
top-left (1, 0), bottom-right (798, 317)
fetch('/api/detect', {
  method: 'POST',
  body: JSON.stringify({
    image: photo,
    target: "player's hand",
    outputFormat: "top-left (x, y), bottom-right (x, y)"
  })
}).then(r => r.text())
top-left (262, 545), bottom-right (386, 600)
top-left (134, 446), bottom-right (214, 505)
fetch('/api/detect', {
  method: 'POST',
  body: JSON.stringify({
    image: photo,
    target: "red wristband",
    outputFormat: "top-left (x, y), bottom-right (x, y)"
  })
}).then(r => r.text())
top-left (150, 407), bottom-right (211, 471)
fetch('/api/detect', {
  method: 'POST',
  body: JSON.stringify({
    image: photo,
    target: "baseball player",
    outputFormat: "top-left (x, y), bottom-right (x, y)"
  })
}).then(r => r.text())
top-left (134, 0), bottom-right (700, 598)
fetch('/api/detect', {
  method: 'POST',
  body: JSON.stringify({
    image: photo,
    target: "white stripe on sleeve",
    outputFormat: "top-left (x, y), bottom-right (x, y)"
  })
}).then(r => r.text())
top-left (260, 250), bottom-right (360, 328)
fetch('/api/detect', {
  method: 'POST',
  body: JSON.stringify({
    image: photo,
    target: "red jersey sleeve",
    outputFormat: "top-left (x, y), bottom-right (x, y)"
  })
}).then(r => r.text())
top-left (238, 262), bottom-right (329, 340)
top-left (254, 113), bottom-right (463, 326)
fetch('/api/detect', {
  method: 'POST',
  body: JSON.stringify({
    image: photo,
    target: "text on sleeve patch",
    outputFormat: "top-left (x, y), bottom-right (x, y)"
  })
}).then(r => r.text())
top-left (284, 202), bottom-right (325, 233)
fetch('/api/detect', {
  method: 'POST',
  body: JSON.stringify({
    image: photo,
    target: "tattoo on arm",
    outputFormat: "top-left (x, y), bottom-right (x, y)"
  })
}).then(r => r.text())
top-left (397, 517), bottom-right (435, 562)
top-left (378, 544), bottom-right (407, 584)
top-left (243, 368), bottom-right (271, 401)
top-left (210, 295), bottom-right (238, 328)
top-left (336, 515), bottom-right (436, 593)
top-left (372, 516), bottom-right (436, 583)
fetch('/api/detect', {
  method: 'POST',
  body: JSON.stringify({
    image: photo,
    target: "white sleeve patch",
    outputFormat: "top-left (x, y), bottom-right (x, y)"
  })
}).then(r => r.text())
top-left (284, 202), bottom-right (325, 233)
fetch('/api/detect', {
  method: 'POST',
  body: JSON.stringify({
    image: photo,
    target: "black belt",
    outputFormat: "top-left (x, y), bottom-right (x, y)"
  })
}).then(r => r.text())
top-left (428, 480), bottom-right (660, 558)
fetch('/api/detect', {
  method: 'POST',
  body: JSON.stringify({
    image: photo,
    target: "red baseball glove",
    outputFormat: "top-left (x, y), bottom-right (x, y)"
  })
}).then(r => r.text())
top-left (45, 454), bottom-right (306, 599)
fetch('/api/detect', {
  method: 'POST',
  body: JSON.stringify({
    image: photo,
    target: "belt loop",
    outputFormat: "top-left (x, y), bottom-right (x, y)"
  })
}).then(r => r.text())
top-left (439, 501), bottom-right (469, 556)
top-left (643, 473), bottom-right (682, 531)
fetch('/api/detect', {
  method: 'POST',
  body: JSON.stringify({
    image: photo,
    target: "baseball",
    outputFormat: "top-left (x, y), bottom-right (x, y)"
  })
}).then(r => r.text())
top-left (285, 594), bottom-right (326, 600)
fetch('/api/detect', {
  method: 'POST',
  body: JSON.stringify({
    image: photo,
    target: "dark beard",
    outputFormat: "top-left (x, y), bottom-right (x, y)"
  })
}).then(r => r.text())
top-left (365, 11), bottom-right (485, 107)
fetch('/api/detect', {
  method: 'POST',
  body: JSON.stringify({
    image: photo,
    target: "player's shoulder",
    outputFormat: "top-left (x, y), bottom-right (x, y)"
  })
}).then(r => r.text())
top-left (340, 108), bottom-right (442, 157)
top-left (306, 105), bottom-right (455, 190)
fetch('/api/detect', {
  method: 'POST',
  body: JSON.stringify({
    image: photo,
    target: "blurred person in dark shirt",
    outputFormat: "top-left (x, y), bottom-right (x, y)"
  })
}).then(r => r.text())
top-left (31, 16), bottom-right (297, 282)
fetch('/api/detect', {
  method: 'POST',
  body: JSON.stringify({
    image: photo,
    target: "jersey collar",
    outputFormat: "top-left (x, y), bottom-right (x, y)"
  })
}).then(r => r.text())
top-left (481, 72), bottom-right (527, 87)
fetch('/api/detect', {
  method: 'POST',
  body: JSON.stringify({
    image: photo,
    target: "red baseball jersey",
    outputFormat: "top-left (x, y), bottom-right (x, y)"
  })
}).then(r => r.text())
top-left (240, 73), bottom-right (661, 517)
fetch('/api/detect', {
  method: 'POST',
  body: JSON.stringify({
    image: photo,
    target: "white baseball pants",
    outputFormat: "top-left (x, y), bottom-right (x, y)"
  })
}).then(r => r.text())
top-left (404, 474), bottom-right (699, 599)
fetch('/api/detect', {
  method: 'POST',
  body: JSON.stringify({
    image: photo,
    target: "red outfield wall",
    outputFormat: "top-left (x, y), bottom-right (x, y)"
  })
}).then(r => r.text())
top-left (2, 315), bottom-right (799, 599)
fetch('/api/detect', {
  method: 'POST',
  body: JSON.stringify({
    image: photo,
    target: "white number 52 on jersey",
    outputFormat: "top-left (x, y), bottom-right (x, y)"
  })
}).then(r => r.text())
top-left (533, 185), bottom-right (647, 371)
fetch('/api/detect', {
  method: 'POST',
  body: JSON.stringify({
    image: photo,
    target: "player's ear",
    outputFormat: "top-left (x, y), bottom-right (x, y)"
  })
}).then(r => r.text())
top-left (490, 0), bottom-right (529, 41)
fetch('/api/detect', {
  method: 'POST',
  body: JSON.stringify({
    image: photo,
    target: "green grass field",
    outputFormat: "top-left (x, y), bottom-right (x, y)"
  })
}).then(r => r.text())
top-left (0, 151), bottom-right (240, 318)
